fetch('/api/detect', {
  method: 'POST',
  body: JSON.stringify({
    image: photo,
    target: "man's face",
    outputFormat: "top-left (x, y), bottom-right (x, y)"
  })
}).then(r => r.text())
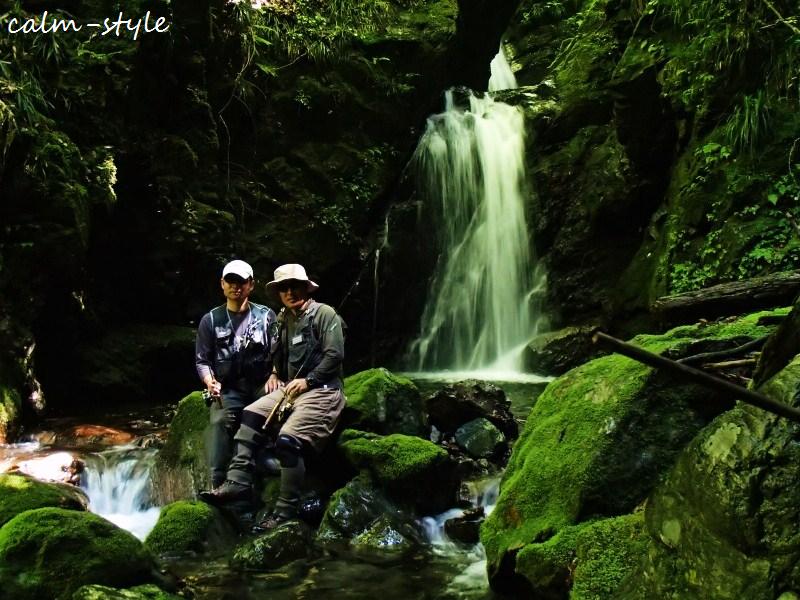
top-left (277, 279), bottom-right (309, 310)
top-left (221, 274), bottom-right (254, 302)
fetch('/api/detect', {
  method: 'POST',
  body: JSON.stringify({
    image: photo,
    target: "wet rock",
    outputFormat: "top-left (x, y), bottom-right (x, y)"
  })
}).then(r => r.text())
top-left (297, 495), bottom-right (325, 527)
top-left (426, 380), bottom-right (517, 440)
top-left (152, 392), bottom-right (210, 504)
top-left (454, 418), bottom-right (506, 460)
top-left (0, 473), bottom-right (88, 527)
top-left (230, 520), bottom-right (313, 571)
top-left (144, 500), bottom-right (237, 556)
top-left (55, 425), bottom-right (136, 448)
top-left (11, 451), bottom-right (83, 484)
top-left (72, 584), bottom-right (181, 600)
top-left (342, 368), bottom-right (426, 436)
top-left (351, 515), bottom-right (417, 564)
top-left (337, 429), bottom-right (457, 513)
top-left (0, 507), bottom-right (156, 600)
top-left (317, 476), bottom-right (424, 552)
top-left (523, 326), bottom-right (602, 375)
top-left (444, 507), bottom-right (484, 544)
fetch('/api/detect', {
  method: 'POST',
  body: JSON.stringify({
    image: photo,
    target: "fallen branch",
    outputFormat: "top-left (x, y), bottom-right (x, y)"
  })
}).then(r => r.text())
top-left (652, 271), bottom-right (800, 324)
top-left (701, 358), bottom-right (758, 370)
top-left (592, 330), bottom-right (800, 424)
top-left (678, 335), bottom-right (768, 365)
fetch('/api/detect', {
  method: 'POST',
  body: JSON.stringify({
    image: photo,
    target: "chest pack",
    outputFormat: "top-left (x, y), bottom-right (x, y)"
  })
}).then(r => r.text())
top-left (209, 302), bottom-right (274, 385)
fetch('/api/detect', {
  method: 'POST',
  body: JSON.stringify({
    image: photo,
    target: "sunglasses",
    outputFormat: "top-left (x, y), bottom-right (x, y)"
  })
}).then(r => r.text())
top-left (276, 280), bottom-right (305, 292)
top-left (224, 275), bottom-right (251, 285)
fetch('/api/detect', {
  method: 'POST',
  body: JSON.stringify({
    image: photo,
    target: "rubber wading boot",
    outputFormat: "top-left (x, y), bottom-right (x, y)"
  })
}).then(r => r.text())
top-left (198, 480), bottom-right (252, 506)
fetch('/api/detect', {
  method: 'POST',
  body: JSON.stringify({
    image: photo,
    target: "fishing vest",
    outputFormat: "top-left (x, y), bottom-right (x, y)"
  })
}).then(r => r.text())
top-left (278, 302), bottom-right (325, 380)
top-left (209, 302), bottom-right (275, 388)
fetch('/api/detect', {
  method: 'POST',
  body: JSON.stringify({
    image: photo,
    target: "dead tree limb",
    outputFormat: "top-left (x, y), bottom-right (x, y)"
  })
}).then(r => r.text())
top-left (592, 330), bottom-right (800, 424)
top-left (652, 271), bottom-right (800, 325)
top-left (678, 335), bottom-right (769, 365)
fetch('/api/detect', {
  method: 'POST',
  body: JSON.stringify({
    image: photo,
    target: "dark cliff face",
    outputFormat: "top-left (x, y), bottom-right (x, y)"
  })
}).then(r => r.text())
top-left (0, 0), bottom-right (522, 410)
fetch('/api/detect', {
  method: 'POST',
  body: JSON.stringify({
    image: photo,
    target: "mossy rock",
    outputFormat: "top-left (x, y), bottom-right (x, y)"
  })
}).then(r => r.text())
top-left (481, 311), bottom-right (784, 593)
top-left (0, 473), bottom-right (88, 527)
top-left (144, 500), bottom-right (236, 556)
top-left (0, 507), bottom-right (155, 600)
top-left (152, 392), bottom-right (210, 503)
top-left (337, 429), bottom-right (455, 513)
top-left (619, 354), bottom-right (800, 598)
top-left (0, 382), bottom-right (21, 444)
top-left (72, 584), bottom-right (181, 600)
top-left (511, 513), bottom-right (647, 599)
top-left (230, 520), bottom-right (312, 571)
top-left (342, 368), bottom-right (425, 436)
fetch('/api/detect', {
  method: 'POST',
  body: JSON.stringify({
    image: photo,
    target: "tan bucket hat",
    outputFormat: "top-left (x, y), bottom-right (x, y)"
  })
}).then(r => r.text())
top-left (266, 263), bottom-right (319, 296)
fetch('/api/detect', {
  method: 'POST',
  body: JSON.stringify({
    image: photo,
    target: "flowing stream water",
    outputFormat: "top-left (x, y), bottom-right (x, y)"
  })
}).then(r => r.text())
top-left (407, 48), bottom-right (547, 375)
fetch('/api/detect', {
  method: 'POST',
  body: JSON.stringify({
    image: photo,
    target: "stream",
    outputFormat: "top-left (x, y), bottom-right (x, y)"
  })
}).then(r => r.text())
top-left (0, 382), bottom-right (546, 599)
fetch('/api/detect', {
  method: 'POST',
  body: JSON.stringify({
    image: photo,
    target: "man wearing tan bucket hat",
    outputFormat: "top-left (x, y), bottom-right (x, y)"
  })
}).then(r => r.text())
top-left (200, 263), bottom-right (346, 530)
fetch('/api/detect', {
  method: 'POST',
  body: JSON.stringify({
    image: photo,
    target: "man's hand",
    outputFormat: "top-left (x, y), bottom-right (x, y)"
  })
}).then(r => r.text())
top-left (265, 373), bottom-right (284, 394)
top-left (284, 378), bottom-right (308, 398)
top-left (204, 376), bottom-right (221, 398)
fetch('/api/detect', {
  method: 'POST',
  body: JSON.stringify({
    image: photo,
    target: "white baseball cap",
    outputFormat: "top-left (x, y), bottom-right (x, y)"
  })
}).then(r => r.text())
top-left (222, 260), bottom-right (254, 280)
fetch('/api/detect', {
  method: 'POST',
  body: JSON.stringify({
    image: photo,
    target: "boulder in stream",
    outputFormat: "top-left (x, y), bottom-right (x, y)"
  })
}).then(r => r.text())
top-left (337, 429), bottom-right (457, 513)
top-left (425, 380), bottom-right (518, 440)
top-left (523, 326), bottom-right (603, 375)
top-left (0, 507), bottom-right (156, 600)
top-left (144, 500), bottom-right (237, 556)
top-left (454, 418), bottom-right (506, 459)
top-left (230, 520), bottom-right (313, 571)
top-left (0, 473), bottom-right (88, 527)
top-left (342, 368), bottom-right (426, 436)
top-left (152, 392), bottom-right (210, 503)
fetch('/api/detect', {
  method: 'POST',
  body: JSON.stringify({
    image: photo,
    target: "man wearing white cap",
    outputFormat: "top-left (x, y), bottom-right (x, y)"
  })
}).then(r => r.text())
top-left (200, 263), bottom-right (346, 530)
top-left (195, 259), bottom-right (277, 488)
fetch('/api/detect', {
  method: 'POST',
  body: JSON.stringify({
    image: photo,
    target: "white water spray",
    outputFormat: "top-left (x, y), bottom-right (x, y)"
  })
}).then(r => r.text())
top-left (408, 49), bottom-right (545, 374)
top-left (81, 447), bottom-right (161, 541)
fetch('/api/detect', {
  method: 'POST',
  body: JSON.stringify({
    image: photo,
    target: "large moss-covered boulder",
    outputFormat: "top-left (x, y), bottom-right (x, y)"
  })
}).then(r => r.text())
top-left (152, 392), bottom-right (209, 503)
top-left (523, 326), bottom-right (602, 376)
top-left (426, 380), bottom-right (518, 440)
top-left (144, 500), bottom-right (236, 556)
top-left (0, 473), bottom-right (88, 527)
top-left (481, 311), bottom-right (783, 594)
top-left (619, 353), bottom-right (800, 598)
top-left (338, 429), bottom-right (456, 513)
top-left (72, 584), bottom-right (181, 600)
top-left (0, 507), bottom-right (155, 600)
top-left (342, 368), bottom-right (425, 436)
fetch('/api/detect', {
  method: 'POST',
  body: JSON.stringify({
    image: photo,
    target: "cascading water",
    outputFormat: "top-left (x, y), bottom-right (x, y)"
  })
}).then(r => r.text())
top-left (81, 447), bottom-right (161, 541)
top-left (407, 48), bottom-right (546, 377)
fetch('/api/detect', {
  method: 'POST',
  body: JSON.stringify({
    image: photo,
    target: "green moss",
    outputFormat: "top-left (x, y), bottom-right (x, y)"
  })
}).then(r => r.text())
top-left (516, 523), bottom-right (588, 595)
top-left (571, 513), bottom-right (648, 599)
top-left (0, 507), bottom-right (154, 600)
top-left (157, 392), bottom-right (209, 469)
top-left (342, 367), bottom-right (424, 435)
top-left (338, 429), bottom-right (447, 483)
top-left (0, 383), bottom-right (20, 443)
top-left (0, 473), bottom-right (87, 527)
top-left (72, 584), bottom-right (181, 600)
top-left (481, 310), bottom-right (786, 590)
top-left (144, 500), bottom-right (215, 555)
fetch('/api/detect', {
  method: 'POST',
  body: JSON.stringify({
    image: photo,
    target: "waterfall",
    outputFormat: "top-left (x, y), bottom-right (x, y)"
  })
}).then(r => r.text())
top-left (81, 447), bottom-right (161, 541)
top-left (407, 48), bottom-right (545, 375)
